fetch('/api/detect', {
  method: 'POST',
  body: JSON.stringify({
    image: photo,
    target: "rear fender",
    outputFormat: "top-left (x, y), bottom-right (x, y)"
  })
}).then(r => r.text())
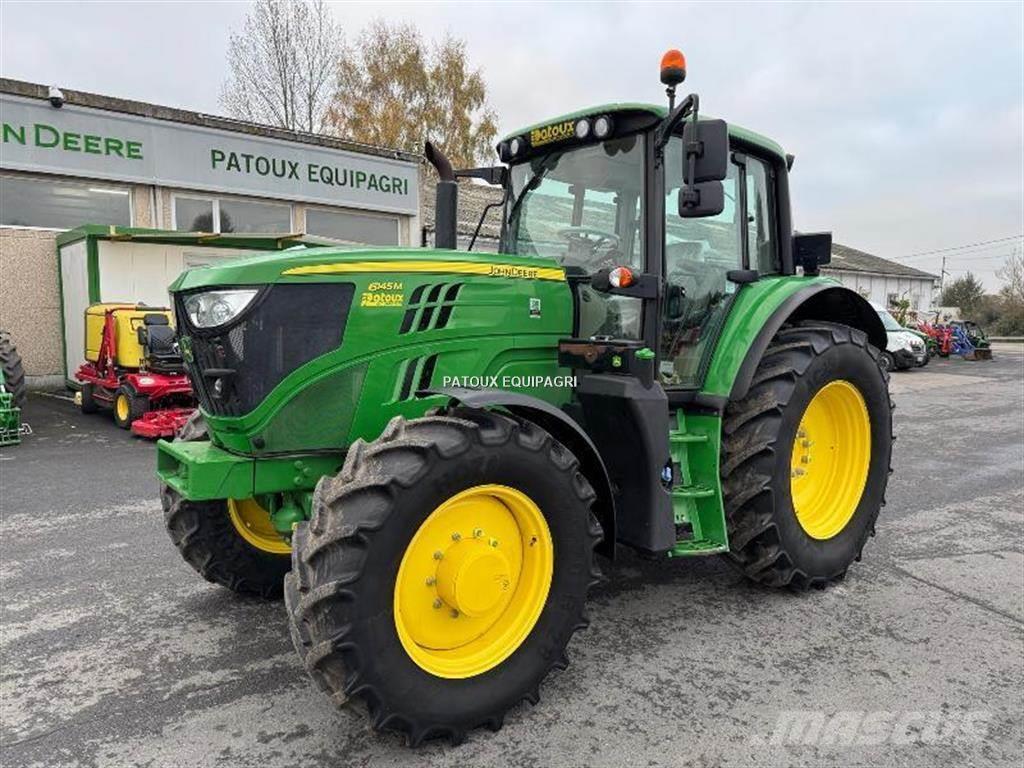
top-left (702, 278), bottom-right (886, 401)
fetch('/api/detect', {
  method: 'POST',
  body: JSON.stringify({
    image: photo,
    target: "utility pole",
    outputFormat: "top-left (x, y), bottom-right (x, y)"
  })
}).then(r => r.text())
top-left (940, 255), bottom-right (949, 295)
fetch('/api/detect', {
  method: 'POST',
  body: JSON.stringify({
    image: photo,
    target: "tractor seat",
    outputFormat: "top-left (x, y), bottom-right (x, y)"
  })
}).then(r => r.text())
top-left (138, 315), bottom-right (185, 373)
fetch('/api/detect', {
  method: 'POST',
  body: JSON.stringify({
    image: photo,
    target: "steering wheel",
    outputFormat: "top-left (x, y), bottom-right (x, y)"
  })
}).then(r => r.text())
top-left (557, 226), bottom-right (621, 252)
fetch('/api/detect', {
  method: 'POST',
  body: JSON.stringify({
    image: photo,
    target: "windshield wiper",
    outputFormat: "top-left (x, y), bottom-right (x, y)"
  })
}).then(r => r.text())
top-left (507, 154), bottom-right (559, 222)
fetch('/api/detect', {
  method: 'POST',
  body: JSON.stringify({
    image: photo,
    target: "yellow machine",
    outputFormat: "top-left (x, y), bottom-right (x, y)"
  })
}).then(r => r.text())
top-left (84, 304), bottom-right (172, 368)
top-left (77, 303), bottom-right (194, 437)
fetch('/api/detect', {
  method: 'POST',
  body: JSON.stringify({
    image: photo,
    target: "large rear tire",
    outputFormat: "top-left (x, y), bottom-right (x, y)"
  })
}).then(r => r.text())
top-left (0, 331), bottom-right (26, 408)
top-left (720, 321), bottom-right (893, 589)
top-left (285, 409), bottom-right (602, 745)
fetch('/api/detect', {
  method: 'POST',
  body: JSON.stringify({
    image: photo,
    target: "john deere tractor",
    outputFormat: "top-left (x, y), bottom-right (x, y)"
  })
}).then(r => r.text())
top-left (157, 51), bottom-right (892, 744)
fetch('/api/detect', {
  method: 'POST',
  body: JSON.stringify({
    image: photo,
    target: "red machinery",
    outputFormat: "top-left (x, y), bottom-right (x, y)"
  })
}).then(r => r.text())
top-left (75, 304), bottom-right (195, 438)
top-left (917, 321), bottom-right (953, 358)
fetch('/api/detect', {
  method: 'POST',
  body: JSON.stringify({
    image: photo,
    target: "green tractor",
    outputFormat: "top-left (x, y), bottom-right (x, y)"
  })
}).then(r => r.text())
top-left (157, 51), bottom-right (893, 744)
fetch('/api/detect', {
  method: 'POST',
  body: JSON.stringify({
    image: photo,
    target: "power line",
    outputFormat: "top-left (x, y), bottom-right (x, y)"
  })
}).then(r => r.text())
top-left (894, 235), bottom-right (1022, 261)
top-left (898, 243), bottom-right (1019, 261)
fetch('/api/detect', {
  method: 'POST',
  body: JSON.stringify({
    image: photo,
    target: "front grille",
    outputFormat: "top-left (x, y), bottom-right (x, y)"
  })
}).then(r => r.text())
top-left (178, 283), bottom-right (354, 417)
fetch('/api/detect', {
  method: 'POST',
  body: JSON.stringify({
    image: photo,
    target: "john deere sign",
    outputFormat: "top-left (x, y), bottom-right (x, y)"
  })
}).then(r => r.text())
top-left (0, 94), bottom-right (418, 215)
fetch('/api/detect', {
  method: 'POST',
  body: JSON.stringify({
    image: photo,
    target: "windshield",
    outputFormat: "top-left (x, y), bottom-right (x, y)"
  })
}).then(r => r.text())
top-left (876, 307), bottom-right (904, 331)
top-left (505, 135), bottom-right (644, 273)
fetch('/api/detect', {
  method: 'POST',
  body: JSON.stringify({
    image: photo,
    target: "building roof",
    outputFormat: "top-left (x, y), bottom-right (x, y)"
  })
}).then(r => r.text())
top-left (827, 243), bottom-right (939, 280)
top-left (0, 78), bottom-right (420, 164)
top-left (419, 174), bottom-right (504, 242)
top-left (55, 224), bottom-right (332, 251)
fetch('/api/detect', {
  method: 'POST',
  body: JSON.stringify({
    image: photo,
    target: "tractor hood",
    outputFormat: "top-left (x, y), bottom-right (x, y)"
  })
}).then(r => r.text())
top-left (169, 246), bottom-right (565, 292)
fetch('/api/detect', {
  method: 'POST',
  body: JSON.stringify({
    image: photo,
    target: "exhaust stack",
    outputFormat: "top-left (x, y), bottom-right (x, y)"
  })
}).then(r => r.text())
top-left (425, 141), bottom-right (457, 250)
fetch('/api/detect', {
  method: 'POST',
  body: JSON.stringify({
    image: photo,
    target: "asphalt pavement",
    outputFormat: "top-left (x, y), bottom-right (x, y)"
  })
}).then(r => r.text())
top-left (2, 346), bottom-right (1022, 767)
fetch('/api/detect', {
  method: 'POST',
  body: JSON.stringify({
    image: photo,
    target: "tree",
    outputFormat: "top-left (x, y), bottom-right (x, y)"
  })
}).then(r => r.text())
top-left (326, 20), bottom-right (497, 168)
top-left (939, 272), bottom-right (986, 316)
top-left (993, 251), bottom-right (1024, 335)
top-left (220, 0), bottom-right (340, 133)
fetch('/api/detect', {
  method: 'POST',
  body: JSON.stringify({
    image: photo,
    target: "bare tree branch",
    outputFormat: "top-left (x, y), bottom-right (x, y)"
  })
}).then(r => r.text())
top-left (220, 0), bottom-right (340, 133)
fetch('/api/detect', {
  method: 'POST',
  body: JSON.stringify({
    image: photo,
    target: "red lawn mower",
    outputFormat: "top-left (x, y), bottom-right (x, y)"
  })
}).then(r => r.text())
top-left (75, 303), bottom-right (195, 438)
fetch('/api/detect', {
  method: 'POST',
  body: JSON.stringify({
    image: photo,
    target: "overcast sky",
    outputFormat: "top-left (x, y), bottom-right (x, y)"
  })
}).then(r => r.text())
top-left (2, 1), bottom-right (1021, 289)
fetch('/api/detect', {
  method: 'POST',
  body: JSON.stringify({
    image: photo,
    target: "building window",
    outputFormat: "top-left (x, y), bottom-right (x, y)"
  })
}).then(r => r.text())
top-left (174, 196), bottom-right (215, 232)
top-left (305, 207), bottom-right (399, 246)
top-left (0, 174), bottom-right (131, 229)
top-left (173, 195), bottom-right (292, 233)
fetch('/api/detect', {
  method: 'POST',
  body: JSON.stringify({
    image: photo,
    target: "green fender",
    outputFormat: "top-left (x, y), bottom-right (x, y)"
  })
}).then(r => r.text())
top-left (701, 276), bottom-right (887, 401)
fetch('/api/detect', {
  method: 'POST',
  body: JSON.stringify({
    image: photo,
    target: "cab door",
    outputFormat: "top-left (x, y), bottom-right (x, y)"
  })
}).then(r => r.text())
top-left (658, 137), bottom-right (779, 388)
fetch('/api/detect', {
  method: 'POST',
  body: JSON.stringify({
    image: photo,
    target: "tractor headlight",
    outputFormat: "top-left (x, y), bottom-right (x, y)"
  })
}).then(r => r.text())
top-left (574, 118), bottom-right (592, 140)
top-left (184, 289), bottom-right (259, 329)
top-left (509, 137), bottom-right (524, 157)
top-left (593, 115), bottom-right (614, 139)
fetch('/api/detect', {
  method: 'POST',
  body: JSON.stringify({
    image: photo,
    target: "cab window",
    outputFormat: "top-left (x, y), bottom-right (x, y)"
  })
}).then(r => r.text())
top-left (659, 136), bottom-right (742, 387)
top-left (506, 135), bottom-right (645, 339)
top-left (745, 155), bottom-right (778, 273)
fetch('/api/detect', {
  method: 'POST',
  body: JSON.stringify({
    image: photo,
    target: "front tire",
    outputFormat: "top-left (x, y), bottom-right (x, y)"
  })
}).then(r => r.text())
top-left (720, 321), bottom-right (893, 588)
top-left (162, 487), bottom-right (292, 598)
top-left (113, 385), bottom-right (148, 429)
top-left (160, 410), bottom-right (290, 598)
top-left (285, 409), bottom-right (601, 745)
top-left (0, 331), bottom-right (26, 409)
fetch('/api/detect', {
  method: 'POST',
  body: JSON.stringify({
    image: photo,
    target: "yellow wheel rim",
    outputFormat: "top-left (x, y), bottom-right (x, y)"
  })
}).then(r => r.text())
top-left (227, 498), bottom-right (291, 554)
top-left (115, 394), bottom-right (130, 422)
top-left (790, 380), bottom-right (872, 540)
top-left (394, 484), bottom-right (553, 679)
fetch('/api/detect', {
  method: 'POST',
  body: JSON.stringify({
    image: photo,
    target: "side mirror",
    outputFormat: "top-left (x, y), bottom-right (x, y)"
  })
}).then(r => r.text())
top-left (793, 232), bottom-right (832, 276)
top-left (681, 119), bottom-right (729, 183)
top-left (678, 181), bottom-right (724, 218)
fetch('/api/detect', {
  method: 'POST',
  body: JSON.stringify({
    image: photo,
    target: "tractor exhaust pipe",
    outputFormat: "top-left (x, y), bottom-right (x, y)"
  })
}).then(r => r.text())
top-left (425, 141), bottom-right (457, 250)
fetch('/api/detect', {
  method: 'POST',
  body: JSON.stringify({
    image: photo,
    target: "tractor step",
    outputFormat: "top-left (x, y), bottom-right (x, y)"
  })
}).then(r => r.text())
top-left (668, 410), bottom-right (729, 556)
top-left (668, 539), bottom-right (728, 556)
top-left (672, 484), bottom-right (716, 499)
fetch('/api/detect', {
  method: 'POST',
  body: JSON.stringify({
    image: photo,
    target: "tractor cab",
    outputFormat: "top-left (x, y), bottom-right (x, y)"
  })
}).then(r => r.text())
top-left (437, 52), bottom-right (829, 398)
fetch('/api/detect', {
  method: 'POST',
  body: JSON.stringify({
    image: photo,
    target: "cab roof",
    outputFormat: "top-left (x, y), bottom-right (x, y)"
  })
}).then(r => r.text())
top-left (503, 102), bottom-right (787, 163)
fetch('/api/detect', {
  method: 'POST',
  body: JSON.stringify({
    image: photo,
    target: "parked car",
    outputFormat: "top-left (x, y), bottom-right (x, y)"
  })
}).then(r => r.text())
top-left (870, 302), bottom-right (927, 371)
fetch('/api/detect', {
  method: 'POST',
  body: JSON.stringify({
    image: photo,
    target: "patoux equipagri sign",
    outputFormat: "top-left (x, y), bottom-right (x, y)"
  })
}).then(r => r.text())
top-left (0, 94), bottom-right (419, 215)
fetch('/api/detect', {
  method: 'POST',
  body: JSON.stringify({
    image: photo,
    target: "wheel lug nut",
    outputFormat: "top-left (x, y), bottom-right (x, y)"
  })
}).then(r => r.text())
top-left (433, 598), bottom-right (443, 609)
top-left (802, 439), bottom-right (813, 448)
top-left (792, 468), bottom-right (805, 477)
top-left (473, 528), bottom-right (483, 538)
top-left (450, 609), bottom-right (459, 618)
top-left (451, 532), bottom-right (461, 541)
top-left (425, 576), bottom-right (436, 586)
top-left (433, 550), bottom-right (444, 560)
top-left (801, 455), bottom-right (811, 464)
top-left (489, 538), bottom-right (499, 548)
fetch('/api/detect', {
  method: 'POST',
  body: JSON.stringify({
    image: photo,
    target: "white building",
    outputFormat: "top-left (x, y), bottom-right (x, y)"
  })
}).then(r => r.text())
top-left (824, 243), bottom-right (939, 312)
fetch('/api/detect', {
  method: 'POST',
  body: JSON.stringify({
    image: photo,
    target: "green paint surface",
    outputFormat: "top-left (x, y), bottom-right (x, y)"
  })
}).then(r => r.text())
top-left (700, 275), bottom-right (838, 397)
